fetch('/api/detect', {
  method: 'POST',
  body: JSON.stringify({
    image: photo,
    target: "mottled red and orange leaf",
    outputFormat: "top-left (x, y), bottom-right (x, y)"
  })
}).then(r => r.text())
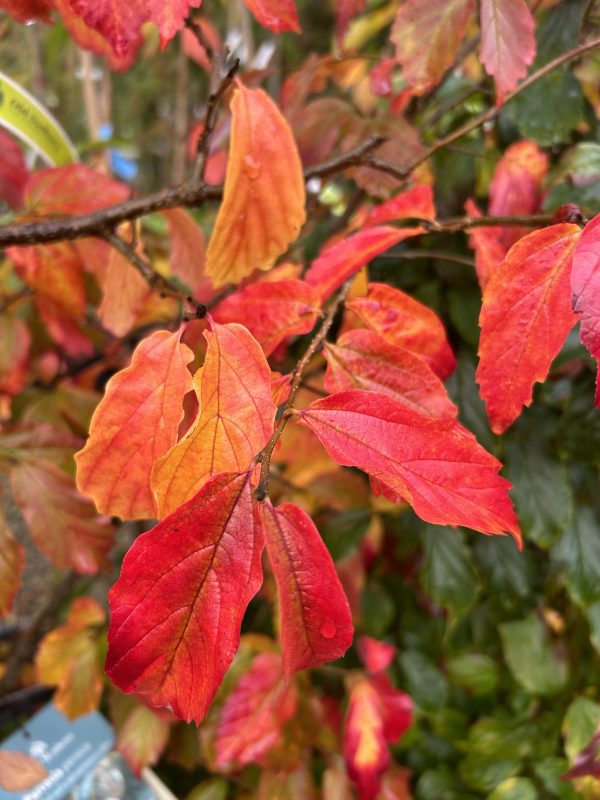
top-left (106, 471), bottom-right (264, 724)
top-left (35, 597), bottom-right (105, 719)
top-left (477, 224), bottom-right (580, 433)
top-left (305, 226), bottom-right (423, 303)
top-left (464, 198), bottom-right (506, 289)
top-left (262, 502), bottom-right (353, 677)
top-left (480, 0), bottom-right (536, 105)
top-left (10, 454), bottom-right (114, 573)
top-left (343, 679), bottom-right (389, 800)
top-left (216, 652), bottom-right (297, 768)
top-left (205, 83), bottom-right (306, 287)
top-left (161, 207), bottom-right (210, 296)
top-left (97, 244), bottom-right (149, 336)
top-left (212, 279), bottom-right (321, 356)
top-left (0, 0), bottom-right (53, 23)
top-left (348, 283), bottom-right (456, 379)
top-left (24, 164), bottom-right (129, 216)
top-left (242, 0), bottom-right (301, 33)
top-left (324, 329), bottom-right (457, 419)
top-left (152, 321), bottom-right (276, 518)
top-left (0, 511), bottom-right (24, 619)
top-left (391, 0), bottom-right (475, 95)
top-left (571, 213), bottom-right (600, 405)
top-left (76, 328), bottom-right (193, 519)
top-left (298, 390), bottom-right (521, 543)
top-left (364, 185), bottom-right (436, 228)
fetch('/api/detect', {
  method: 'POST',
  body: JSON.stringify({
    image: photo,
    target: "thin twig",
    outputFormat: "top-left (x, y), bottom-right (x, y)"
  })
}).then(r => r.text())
top-left (0, 288), bottom-right (34, 313)
top-left (410, 35), bottom-right (600, 172)
top-left (380, 249), bottom-right (475, 267)
top-left (254, 281), bottom-right (352, 501)
top-left (191, 47), bottom-right (240, 185)
top-left (103, 230), bottom-right (207, 317)
top-left (185, 17), bottom-right (215, 62)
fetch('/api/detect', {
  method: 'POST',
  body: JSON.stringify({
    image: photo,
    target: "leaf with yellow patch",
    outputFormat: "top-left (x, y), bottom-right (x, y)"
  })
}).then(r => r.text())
top-left (205, 83), bottom-right (306, 287)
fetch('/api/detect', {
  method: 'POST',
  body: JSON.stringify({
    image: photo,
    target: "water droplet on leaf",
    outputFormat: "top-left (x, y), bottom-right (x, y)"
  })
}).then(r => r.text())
top-left (242, 154), bottom-right (260, 180)
top-left (320, 619), bottom-right (336, 639)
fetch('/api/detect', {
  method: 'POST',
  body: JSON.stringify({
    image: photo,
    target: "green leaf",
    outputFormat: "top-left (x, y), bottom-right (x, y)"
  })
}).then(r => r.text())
top-left (446, 654), bottom-right (499, 696)
top-left (420, 526), bottom-right (479, 619)
top-left (321, 508), bottom-right (371, 560)
top-left (586, 601), bottom-right (600, 655)
top-left (186, 778), bottom-right (228, 800)
top-left (562, 697), bottom-right (600, 762)
top-left (459, 755), bottom-right (521, 793)
top-left (447, 352), bottom-right (498, 454)
top-left (551, 508), bottom-right (600, 607)
top-left (474, 537), bottom-right (535, 603)
top-left (488, 777), bottom-right (538, 800)
top-left (360, 583), bottom-right (395, 638)
top-left (467, 717), bottom-right (533, 760)
top-left (500, 613), bottom-right (568, 696)
top-left (504, 0), bottom-right (586, 146)
top-left (400, 651), bottom-right (448, 712)
top-left (533, 757), bottom-right (580, 799)
top-left (505, 409), bottom-right (573, 548)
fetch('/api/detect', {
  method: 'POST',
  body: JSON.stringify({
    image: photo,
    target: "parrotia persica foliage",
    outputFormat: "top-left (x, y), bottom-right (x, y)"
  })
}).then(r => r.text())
top-left (2, 0), bottom-right (600, 796)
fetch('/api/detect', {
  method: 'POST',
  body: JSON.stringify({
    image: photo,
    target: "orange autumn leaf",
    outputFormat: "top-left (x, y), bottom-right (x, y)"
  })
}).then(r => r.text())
top-left (205, 83), bottom-right (306, 288)
top-left (477, 224), bottom-right (580, 433)
top-left (151, 321), bottom-right (276, 518)
top-left (97, 244), bottom-right (150, 337)
top-left (35, 597), bottom-right (105, 719)
top-left (0, 510), bottom-right (24, 618)
top-left (0, 750), bottom-right (48, 792)
top-left (75, 328), bottom-right (194, 519)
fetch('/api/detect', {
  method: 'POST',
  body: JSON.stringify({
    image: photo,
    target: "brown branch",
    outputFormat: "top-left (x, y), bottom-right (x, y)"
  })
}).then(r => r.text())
top-left (191, 47), bottom-right (240, 185)
top-left (103, 230), bottom-right (207, 317)
top-left (0, 287), bottom-right (34, 313)
top-left (0, 137), bottom-right (387, 249)
top-left (424, 212), bottom-right (557, 233)
top-left (410, 35), bottom-right (600, 172)
top-left (254, 281), bottom-right (352, 501)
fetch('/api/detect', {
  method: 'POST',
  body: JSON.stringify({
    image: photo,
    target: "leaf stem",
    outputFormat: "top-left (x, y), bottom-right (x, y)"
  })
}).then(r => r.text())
top-left (254, 281), bottom-right (352, 501)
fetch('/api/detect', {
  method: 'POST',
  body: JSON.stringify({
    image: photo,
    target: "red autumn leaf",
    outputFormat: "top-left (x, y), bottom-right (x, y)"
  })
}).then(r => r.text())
top-left (0, 511), bottom-right (24, 618)
top-left (205, 83), bottom-right (306, 287)
top-left (464, 198), bottom-right (506, 290)
top-left (305, 226), bottom-right (423, 303)
top-left (24, 164), bottom-right (130, 216)
top-left (212, 280), bottom-right (321, 356)
top-left (215, 652), bottom-right (297, 768)
top-left (297, 390), bottom-right (521, 542)
top-left (348, 282), bottom-right (456, 380)
top-left (261, 502), bottom-right (353, 677)
top-left (182, 17), bottom-right (221, 70)
top-left (54, 0), bottom-right (141, 70)
top-left (152, 321), bottom-right (276, 518)
top-left (357, 636), bottom-right (396, 675)
top-left (35, 597), bottom-right (105, 719)
top-left (105, 470), bottom-right (264, 724)
top-left (344, 678), bottom-right (390, 800)
top-left (477, 224), bottom-right (580, 433)
top-left (76, 328), bottom-right (193, 519)
top-left (0, 313), bottom-right (31, 405)
top-left (391, 0), bottom-right (475, 95)
top-left (0, 750), bottom-right (48, 792)
top-left (241, 0), bottom-right (301, 34)
top-left (370, 58), bottom-right (396, 97)
top-left (364, 185), bottom-right (436, 228)
top-left (571, 213), bottom-right (600, 405)
top-left (8, 242), bottom-right (92, 357)
top-left (480, 0), bottom-right (536, 106)
top-left (488, 140), bottom-right (548, 250)
top-left (65, 0), bottom-right (201, 59)
top-left (11, 457), bottom-right (115, 573)
top-left (0, 0), bottom-right (52, 23)
top-left (0, 129), bottom-right (29, 209)
top-left (370, 673), bottom-right (413, 743)
top-left (161, 207), bottom-right (211, 297)
top-left (324, 329), bottom-right (457, 419)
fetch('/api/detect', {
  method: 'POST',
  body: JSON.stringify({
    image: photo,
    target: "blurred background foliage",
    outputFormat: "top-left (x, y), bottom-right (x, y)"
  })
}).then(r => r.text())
top-left (2, 0), bottom-right (600, 798)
